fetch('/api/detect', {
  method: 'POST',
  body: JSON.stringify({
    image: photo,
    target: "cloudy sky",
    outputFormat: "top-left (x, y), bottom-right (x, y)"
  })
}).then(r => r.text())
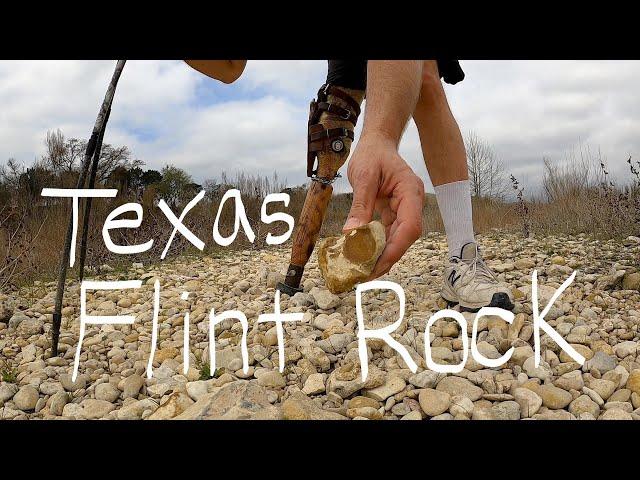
top-left (1, 60), bottom-right (638, 196)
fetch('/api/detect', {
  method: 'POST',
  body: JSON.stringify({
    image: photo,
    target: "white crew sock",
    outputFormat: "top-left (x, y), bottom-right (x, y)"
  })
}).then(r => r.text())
top-left (434, 179), bottom-right (476, 258)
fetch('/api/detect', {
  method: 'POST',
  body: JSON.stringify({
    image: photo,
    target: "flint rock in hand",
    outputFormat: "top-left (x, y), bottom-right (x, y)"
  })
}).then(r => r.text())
top-left (318, 220), bottom-right (386, 294)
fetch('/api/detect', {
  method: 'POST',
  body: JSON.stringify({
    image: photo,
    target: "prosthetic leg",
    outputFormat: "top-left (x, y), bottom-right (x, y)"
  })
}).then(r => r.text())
top-left (277, 84), bottom-right (365, 295)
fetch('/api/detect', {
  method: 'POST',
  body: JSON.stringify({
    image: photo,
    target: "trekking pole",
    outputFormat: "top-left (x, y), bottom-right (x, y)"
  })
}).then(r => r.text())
top-left (49, 60), bottom-right (126, 357)
top-left (78, 107), bottom-right (110, 283)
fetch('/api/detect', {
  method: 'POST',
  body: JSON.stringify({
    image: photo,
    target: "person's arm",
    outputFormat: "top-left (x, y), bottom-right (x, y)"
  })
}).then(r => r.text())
top-left (360, 60), bottom-right (423, 145)
top-left (184, 60), bottom-right (247, 84)
top-left (344, 60), bottom-right (425, 279)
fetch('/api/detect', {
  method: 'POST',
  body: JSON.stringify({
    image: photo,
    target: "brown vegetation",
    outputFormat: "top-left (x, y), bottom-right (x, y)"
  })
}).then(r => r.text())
top-left (1, 131), bottom-right (638, 290)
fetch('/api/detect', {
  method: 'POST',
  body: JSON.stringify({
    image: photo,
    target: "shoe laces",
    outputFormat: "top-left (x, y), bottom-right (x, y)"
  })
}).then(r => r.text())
top-left (454, 247), bottom-right (499, 286)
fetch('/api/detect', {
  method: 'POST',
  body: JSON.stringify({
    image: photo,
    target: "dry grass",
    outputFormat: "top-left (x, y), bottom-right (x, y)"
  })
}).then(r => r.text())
top-left (1, 150), bottom-right (638, 290)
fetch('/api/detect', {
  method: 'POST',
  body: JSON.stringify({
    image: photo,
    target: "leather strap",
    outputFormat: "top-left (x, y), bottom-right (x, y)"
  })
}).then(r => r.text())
top-left (309, 127), bottom-right (354, 143)
top-left (317, 84), bottom-right (361, 118)
top-left (306, 84), bottom-right (361, 178)
top-left (315, 101), bottom-right (358, 125)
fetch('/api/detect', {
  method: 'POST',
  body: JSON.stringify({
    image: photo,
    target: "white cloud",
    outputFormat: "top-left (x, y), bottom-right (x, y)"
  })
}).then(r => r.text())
top-left (0, 60), bottom-right (638, 197)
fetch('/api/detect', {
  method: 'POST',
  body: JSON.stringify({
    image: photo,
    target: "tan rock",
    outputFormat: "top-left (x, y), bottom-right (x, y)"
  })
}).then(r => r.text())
top-left (148, 392), bottom-right (194, 420)
top-left (282, 391), bottom-right (347, 420)
top-left (318, 221), bottom-right (385, 294)
top-left (627, 370), bottom-right (640, 395)
top-left (175, 381), bottom-right (281, 420)
top-left (419, 388), bottom-right (451, 417)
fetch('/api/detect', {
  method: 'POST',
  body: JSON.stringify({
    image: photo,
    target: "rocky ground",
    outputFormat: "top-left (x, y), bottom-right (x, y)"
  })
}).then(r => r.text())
top-left (1, 231), bottom-right (639, 420)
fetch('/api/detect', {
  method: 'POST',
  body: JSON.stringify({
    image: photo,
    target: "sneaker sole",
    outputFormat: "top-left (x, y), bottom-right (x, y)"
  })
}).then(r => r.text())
top-left (439, 292), bottom-right (515, 313)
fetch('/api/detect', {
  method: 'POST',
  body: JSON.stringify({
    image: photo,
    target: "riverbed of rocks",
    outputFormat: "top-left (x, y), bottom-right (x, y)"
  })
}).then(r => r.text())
top-left (0, 231), bottom-right (639, 420)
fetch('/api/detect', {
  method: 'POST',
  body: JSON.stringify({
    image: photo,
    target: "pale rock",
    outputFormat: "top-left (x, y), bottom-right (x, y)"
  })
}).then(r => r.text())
top-left (523, 357), bottom-right (552, 381)
top-left (408, 370), bottom-right (441, 389)
top-left (122, 374), bottom-right (144, 399)
top-left (601, 408), bottom-right (633, 420)
top-left (559, 344), bottom-right (593, 363)
top-left (117, 298), bottom-right (132, 308)
top-left (584, 351), bottom-right (617, 373)
top-left (418, 388), bottom-right (451, 417)
top-left (622, 272), bottom-right (640, 291)
top-left (554, 370), bottom-right (584, 391)
top-left (491, 400), bottom-right (521, 420)
top-left (256, 370), bottom-right (286, 388)
top-left (301, 373), bottom-right (326, 395)
top-left (569, 395), bottom-right (600, 418)
top-left (8, 312), bottom-right (28, 330)
top-left (511, 345), bottom-right (534, 366)
top-left (628, 370), bottom-right (640, 395)
top-left (62, 402), bottom-right (85, 418)
top-left (39, 382), bottom-right (64, 396)
top-left (514, 388), bottom-right (542, 418)
top-left (604, 401), bottom-right (633, 413)
top-left (515, 258), bottom-right (536, 270)
top-left (449, 395), bottom-right (474, 418)
top-left (49, 391), bottom-right (70, 416)
top-left (318, 221), bottom-right (386, 294)
top-left (431, 413), bottom-right (454, 420)
top-left (148, 392), bottom-right (195, 420)
top-left (363, 376), bottom-right (405, 401)
top-left (347, 406), bottom-right (383, 420)
top-left (60, 373), bottom-right (87, 392)
top-left (349, 396), bottom-right (381, 410)
top-left (401, 411), bottom-right (423, 420)
top-left (613, 341), bottom-right (638, 358)
top-left (315, 333), bottom-right (354, 354)
top-left (13, 385), bottom-right (39, 411)
top-left (0, 383), bottom-right (18, 403)
top-left (608, 389), bottom-right (631, 403)
top-left (16, 317), bottom-right (43, 336)
top-left (588, 379), bottom-right (616, 401)
top-left (309, 287), bottom-right (341, 310)
top-left (80, 399), bottom-right (115, 419)
top-left (475, 341), bottom-right (501, 360)
top-left (290, 292), bottom-right (313, 307)
top-left (186, 381), bottom-right (210, 402)
top-left (436, 376), bottom-right (483, 401)
top-left (95, 383), bottom-right (120, 403)
top-left (611, 366), bottom-right (629, 389)
top-left (263, 326), bottom-right (278, 346)
top-left (583, 386), bottom-right (605, 406)
top-left (535, 384), bottom-right (573, 409)
top-left (282, 391), bottom-right (346, 420)
top-left (116, 399), bottom-right (158, 420)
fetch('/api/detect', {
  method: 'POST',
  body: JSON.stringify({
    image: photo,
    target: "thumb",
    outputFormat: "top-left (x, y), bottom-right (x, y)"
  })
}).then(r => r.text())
top-left (343, 171), bottom-right (377, 232)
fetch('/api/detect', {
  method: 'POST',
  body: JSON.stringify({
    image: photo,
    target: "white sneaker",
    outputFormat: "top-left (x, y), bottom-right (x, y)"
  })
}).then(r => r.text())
top-left (441, 242), bottom-right (514, 311)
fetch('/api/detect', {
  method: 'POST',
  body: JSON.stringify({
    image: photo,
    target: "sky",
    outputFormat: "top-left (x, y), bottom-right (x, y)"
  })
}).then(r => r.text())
top-left (0, 60), bottom-right (638, 197)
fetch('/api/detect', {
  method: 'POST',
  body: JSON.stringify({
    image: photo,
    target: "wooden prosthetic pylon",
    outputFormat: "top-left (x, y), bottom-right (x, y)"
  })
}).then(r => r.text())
top-left (277, 85), bottom-right (365, 296)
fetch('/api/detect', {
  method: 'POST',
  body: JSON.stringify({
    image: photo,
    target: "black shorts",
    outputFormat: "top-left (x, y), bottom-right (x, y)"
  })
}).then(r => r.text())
top-left (326, 59), bottom-right (465, 90)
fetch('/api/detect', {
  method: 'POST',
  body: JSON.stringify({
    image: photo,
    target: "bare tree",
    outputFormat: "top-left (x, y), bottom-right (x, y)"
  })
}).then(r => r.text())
top-left (97, 144), bottom-right (142, 183)
top-left (43, 130), bottom-right (84, 173)
top-left (42, 129), bottom-right (141, 184)
top-left (465, 131), bottom-right (507, 199)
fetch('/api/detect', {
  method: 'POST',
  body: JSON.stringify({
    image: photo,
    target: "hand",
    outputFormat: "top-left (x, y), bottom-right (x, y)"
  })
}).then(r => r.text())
top-left (343, 135), bottom-right (425, 279)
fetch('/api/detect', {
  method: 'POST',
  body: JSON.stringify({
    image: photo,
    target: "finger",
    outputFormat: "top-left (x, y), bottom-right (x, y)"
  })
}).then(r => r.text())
top-left (368, 188), bottom-right (423, 279)
top-left (376, 198), bottom-right (395, 235)
top-left (343, 167), bottom-right (379, 232)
